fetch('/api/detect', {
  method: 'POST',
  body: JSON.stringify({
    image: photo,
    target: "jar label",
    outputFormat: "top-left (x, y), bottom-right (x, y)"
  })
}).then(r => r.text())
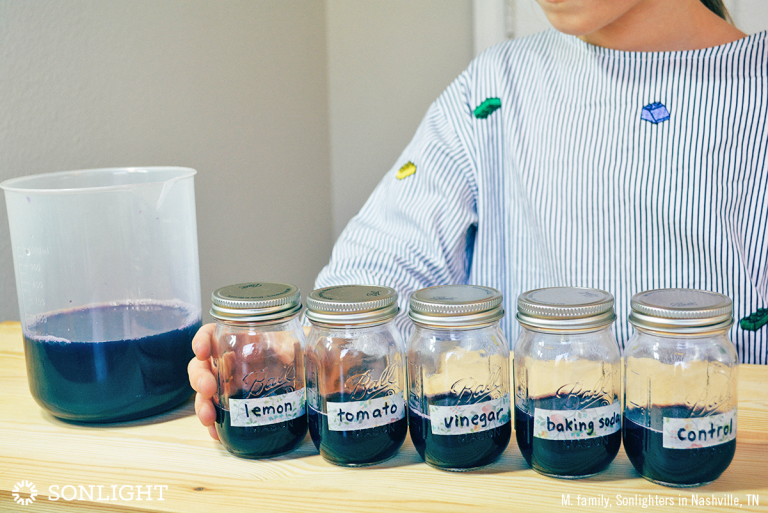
top-left (429, 395), bottom-right (511, 435)
top-left (228, 389), bottom-right (306, 427)
top-left (326, 393), bottom-right (405, 431)
top-left (534, 402), bottom-right (621, 440)
top-left (662, 410), bottom-right (737, 449)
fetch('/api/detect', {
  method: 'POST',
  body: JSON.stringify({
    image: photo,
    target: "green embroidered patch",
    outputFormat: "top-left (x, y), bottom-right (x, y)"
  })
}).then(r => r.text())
top-left (396, 161), bottom-right (416, 180)
top-left (473, 97), bottom-right (501, 119)
top-left (740, 308), bottom-right (768, 331)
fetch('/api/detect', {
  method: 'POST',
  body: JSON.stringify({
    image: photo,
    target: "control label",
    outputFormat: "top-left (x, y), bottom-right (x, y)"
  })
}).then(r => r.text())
top-left (663, 410), bottom-right (736, 449)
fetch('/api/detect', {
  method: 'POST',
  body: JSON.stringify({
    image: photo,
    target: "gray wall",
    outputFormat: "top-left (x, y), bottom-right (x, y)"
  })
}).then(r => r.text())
top-left (0, 0), bottom-right (332, 322)
top-left (0, 0), bottom-right (475, 322)
top-left (327, 0), bottom-right (474, 239)
top-left (726, 0), bottom-right (768, 35)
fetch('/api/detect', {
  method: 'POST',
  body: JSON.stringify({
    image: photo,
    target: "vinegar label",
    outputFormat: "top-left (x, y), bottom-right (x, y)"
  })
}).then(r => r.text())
top-left (429, 395), bottom-right (510, 436)
top-left (534, 402), bottom-right (621, 440)
top-left (326, 393), bottom-right (406, 431)
top-left (229, 389), bottom-right (306, 427)
top-left (663, 410), bottom-right (737, 449)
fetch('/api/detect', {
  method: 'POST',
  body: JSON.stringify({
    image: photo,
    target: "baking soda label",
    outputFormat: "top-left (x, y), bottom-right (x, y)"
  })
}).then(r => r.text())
top-left (534, 402), bottom-right (621, 440)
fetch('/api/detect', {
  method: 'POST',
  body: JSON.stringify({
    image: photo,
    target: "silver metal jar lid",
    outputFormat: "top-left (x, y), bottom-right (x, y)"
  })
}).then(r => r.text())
top-left (629, 288), bottom-right (733, 335)
top-left (305, 285), bottom-right (398, 326)
top-left (516, 287), bottom-right (616, 332)
top-left (408, 285), bottom-right (504, 328)
top-left (210, 282), bottom-right (302, 323)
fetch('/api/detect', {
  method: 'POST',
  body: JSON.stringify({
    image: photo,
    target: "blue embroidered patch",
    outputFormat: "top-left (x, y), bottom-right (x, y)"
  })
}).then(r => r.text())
top-left (641, 102), bottom-right (670, 124)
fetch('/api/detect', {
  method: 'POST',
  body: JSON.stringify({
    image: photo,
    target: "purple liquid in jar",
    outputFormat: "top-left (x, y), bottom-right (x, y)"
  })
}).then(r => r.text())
top-left (23, 300), bottom-right (200, 422)
top-left (515, 396), bottom-right (622, 477)
top-left (623, 406), bottom-right (736, 486)
top-left (308, 392), bottom-right (408, 466)
top-left (408, 393), bottom-right (511, 471)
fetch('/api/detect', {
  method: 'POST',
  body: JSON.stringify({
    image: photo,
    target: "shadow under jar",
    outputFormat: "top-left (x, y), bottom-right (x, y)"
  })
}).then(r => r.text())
top-left (624, 289), bottom-right (738, 488)
top-left (305, 285), bottom-right (408, 467)
top-left (407, 285), bottom-right (511, 471)
top-left (514, 287), bottom-right (622, 479)
top-left (210, 282), bottom-right (308, 459)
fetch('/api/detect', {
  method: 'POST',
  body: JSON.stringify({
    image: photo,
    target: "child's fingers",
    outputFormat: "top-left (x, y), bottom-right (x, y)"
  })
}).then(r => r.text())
top-left (188, 358), bottom-right (217, 397)
top-left (198, 371), bottom-right (217, 398)
top-left (196, 393), bottom-right (217, 427)
top-left (194, 390), bottom-right (204, 415)
top-left (188, 357), bottom-right (205, 391)
top-left (192, 323), bottom-right (216, 360)
top-left (189, 324), bottom-right (220, 442)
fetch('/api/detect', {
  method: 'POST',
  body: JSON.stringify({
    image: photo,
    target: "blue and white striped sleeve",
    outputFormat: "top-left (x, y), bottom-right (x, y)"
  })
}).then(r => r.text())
top-left (315, 76), bottom-right (479, 337)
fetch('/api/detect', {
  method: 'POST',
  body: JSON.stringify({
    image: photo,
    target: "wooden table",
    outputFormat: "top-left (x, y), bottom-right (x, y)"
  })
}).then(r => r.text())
top-left (1, 321), bottom-right (766, 512)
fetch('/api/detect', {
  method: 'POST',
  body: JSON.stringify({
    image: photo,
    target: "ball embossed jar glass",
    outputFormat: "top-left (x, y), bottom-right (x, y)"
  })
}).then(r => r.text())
top-left (514, 287), bottom-right (622, 478)
top-left (406, 285), bottom-right (511, 471)
top-left (305, 285), bottom-right (407, 466)
top-left (624, 289), bottom-right (738, 487)
top-left (210, 282), bottom-right (307, 458)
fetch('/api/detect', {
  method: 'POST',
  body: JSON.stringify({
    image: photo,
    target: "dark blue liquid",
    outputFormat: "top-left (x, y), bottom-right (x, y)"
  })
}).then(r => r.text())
top-left (515, 397), bottom-right (622, 477)
top-left (215, 399), bottom-right (307, 459)
top-left (408, 394), bottom-right (511, 471)
top-left (624, 407), bottom-right (736, 486)
top-left (308, 392), bottom-right (407, 466)
top-left (23, 301), bottom-right (200, 422)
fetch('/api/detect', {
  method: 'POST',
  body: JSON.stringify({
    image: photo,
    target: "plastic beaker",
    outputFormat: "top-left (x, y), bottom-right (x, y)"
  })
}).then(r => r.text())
top-left (2, 167), bottom-right (202, 422)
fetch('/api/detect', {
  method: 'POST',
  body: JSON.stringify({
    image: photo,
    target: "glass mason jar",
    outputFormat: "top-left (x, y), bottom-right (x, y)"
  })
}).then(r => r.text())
top-left (407, 285), bottom-right (511, 471)
top-left (514, 287), bottom-right (622, 478)
top-left (624, 288), bottom-right (738, 487)
top-left (210, 282), bottom-right (307, 458)
top-left (305, 285), bottom-right (408, 466)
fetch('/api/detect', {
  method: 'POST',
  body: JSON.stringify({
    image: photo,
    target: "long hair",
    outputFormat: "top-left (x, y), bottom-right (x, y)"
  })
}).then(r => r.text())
top-left (700, 0), bottom-right (733, 23)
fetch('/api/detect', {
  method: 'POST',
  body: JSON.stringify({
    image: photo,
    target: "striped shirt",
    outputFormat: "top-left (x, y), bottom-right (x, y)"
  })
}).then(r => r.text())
top-left (315, 29), bottom-right (768, 364)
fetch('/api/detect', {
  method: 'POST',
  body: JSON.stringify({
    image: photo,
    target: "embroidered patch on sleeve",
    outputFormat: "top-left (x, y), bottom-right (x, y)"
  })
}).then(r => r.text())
top-left (641, 102), bottom-right (670, 124)
top-left (473, 97), bottom-right (501, 119)
top-left (740, 309), bottom-right (768, 331)
top-left (396, 161), bottom-right (416, 180)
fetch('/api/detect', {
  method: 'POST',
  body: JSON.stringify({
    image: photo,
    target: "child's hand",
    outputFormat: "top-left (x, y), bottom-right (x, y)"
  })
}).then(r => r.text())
top-left (187, 324), bottom-right (305, 441)
top-left (188, 323), bottom-right (219, 441)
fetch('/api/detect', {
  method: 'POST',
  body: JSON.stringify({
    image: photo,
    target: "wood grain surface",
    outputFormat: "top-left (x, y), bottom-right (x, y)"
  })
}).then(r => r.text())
top-left (1, 321), bottom-right (766, 512)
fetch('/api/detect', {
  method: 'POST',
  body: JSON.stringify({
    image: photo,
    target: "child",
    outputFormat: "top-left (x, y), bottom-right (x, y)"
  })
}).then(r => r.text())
top-left (189, 0), bottom-right (765, 440)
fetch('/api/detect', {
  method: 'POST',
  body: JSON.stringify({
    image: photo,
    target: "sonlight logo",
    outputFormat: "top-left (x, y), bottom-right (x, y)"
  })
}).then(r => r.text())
top-left (11, 481), bottom-right (37, 506)
top-left (8, 481), bottom-right (168, 505)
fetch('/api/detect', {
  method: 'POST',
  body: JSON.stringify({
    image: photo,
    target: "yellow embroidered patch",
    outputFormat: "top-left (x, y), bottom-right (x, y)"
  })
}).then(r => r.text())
top-left (396, 161), bottom-right (416, 180)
